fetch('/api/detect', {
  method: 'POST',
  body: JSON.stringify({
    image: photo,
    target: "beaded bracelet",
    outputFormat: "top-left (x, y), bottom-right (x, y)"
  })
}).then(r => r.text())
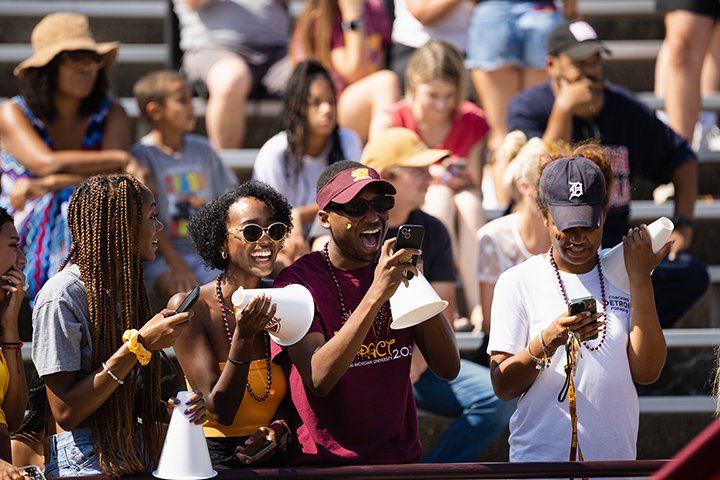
top-left (101, 361), bottom-right (124, 385)
top-left (122, 329), bottom-right (152, 366)
top-left (0, 342), bottom-right (22, 350)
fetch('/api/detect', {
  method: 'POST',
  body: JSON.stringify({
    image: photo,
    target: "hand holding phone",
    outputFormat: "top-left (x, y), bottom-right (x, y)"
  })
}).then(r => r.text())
top-left (20, 465), bottom-right (47, 480)
top-left (175, 285), bottom-right (200, 314)
top-left (393, 224), bottom-right (424, 280)
top-left (568, 296), bottom-right (598, 340)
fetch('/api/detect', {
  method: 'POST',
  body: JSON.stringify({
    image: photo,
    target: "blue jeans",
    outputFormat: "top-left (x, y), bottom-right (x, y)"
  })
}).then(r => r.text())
top-left (466, 0), bottom-right (563, 70)
top-left (413, 359), bottom-right (515, 462)
top-left (45, 428), bottom-right (103, 477)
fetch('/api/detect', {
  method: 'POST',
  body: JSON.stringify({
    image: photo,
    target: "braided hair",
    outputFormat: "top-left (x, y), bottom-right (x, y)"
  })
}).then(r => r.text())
top-left (62, 174), bottom-right (163, 476)
top-left (277, 60), bottom-right (345, 185)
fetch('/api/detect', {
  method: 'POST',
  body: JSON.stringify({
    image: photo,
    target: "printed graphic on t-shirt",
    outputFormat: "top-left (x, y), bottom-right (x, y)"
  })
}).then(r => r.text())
top-left (602, 145), bottom-right (631, 210)
top-left (163, 170), bottom-right (209, 238)
top-left (607, 294), bottom-right (630, 316)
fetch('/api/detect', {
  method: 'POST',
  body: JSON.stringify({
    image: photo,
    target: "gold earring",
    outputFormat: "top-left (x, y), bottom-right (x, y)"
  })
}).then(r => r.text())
top-left (346, 222), bottom-right (352, 230)
top-left (221, 251), bottom-right (227, 259)
top-left (555, 233), bottom-right (561, 240)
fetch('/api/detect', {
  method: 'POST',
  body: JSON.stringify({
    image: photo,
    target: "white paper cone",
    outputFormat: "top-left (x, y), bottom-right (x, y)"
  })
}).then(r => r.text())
top-left (231, 284), bottom-right (314, 346)
top-left (153, 391), bottom-right (217, 480)
top-left (600, 217), bottom-right (674, 293)
top-left (390, 271), bottom-right (449, 329)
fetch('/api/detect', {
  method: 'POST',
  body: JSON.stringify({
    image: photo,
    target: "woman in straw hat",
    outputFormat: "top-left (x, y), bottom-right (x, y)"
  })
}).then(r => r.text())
top-left (0, 12), bottom-right (147, 301)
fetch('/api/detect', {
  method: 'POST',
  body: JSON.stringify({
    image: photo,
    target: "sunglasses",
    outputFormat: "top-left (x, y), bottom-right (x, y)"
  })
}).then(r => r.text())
top-left (228, 222), bottom-right (288, 243)
top-left (60, 50), bottom-right (105, 70)
top-left (326, 195), bottom-right (395, 216)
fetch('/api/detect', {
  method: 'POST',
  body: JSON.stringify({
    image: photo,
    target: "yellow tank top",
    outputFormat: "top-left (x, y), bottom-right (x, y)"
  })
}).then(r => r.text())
top-left (0, 352), bottom-right (10, 427)
top-left (187, 360), bottom-right (287, 438)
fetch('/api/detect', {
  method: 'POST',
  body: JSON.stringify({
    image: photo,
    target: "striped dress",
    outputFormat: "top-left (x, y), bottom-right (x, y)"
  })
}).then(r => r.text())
top-left (0, 95), bottom-right (110, 300)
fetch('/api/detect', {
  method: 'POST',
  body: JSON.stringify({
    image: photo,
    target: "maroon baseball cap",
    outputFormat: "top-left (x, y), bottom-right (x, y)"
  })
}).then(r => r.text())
top-left (539, 156), bottom-right (606, 231)
top-left (316, 166), bottom-right (396, 211)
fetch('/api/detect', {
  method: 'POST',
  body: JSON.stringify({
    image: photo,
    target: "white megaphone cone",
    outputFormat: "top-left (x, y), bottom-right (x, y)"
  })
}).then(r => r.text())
top-left (153, 391), bottom-right (217, 480)
top-left (390, 271), bottom-right (449, 329)
top-left (600, 217), bottom-right (674, 293)
top-left (231, 284), bottom-right (314, 346)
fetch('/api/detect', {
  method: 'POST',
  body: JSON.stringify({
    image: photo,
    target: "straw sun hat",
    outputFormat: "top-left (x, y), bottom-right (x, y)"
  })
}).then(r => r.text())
top-left (14, 12), bottom-right (119, 76)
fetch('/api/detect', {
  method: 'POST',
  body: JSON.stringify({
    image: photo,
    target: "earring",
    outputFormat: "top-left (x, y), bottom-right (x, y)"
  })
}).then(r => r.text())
top-left (346, 222), bottom-right (352, 230)
top-left (555, 233), bottom-right (561, 240)
top-left (221, 251), bottom-right (227, 259)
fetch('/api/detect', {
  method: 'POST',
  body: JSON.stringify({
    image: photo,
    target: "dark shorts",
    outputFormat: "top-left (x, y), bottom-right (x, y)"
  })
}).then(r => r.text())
top-left (182, 44), bottom-right (289, 97)
top-left (657, 0), bottom-right (720, 19)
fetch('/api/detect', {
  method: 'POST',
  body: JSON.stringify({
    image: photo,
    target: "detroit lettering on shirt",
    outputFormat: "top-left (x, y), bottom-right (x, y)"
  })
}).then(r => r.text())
top-left (271, 251), bottom-right (421, 465)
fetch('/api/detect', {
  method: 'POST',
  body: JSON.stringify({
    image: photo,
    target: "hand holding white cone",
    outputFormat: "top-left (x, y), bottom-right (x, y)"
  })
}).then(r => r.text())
top-left (390, 271), bottom-right (448, 329)
top-left (231, 284), bottom-right (314, 346)
top-left (153, 391), bottom-right (217, 480)
top-left (599, 217), bottom-right (674, 293)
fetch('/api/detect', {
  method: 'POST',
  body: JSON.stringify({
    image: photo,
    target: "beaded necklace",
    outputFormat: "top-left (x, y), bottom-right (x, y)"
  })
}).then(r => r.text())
top-left (548, 246), bottom-right (608, 351)
top-left (215, 273), bottom-right (272, 402)
top-left (321, 243), bottom-right (390, 340)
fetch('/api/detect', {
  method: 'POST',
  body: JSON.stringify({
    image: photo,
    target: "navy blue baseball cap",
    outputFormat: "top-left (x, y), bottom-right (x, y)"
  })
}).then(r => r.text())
top-left (539, 156), bottom-right (606, 231)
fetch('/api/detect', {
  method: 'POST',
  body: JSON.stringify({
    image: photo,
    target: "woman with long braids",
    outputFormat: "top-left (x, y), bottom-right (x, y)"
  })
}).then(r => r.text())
top-left (171, 181), bottom-right (293, 469)
top-left (253, 60), bottom-right (362, 247)
top-left (31, 174), bottom-right (204, 477)
top-left (488, 144), bottom-right (667, 464)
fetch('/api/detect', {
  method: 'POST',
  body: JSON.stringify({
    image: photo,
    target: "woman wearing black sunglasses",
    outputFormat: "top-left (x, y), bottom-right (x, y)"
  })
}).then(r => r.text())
top-left (168, 181), bottom-right (295, 469)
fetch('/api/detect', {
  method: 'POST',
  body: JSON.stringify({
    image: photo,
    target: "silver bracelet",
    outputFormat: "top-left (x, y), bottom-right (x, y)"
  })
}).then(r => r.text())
top-left (102, 361), bottom-right (124, 385)
top-left (526, 344), bottom-right (550, 372)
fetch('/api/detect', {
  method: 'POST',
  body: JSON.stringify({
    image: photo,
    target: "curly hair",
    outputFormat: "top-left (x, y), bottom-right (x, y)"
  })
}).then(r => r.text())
top-left (19, 55), bottom-right (109, 123)
top-left (62, 174), bottom-right (163, 477)
top-left (189, 181), bottom-right (293, 271)
top-left (277, 60), bottom-right (345, 184)
top-left (535, 143), bottom-right (614, 218)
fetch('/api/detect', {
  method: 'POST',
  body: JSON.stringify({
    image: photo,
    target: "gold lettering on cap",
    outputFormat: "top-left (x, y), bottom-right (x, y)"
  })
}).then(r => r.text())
top-left (351, 168), bottom-right (371, 181)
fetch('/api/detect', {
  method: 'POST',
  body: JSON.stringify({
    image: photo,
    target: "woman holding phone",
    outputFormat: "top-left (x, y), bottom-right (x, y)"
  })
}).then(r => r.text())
top-left (171, 181), bottom-right (294, 468)
top-left (32, 175), bottom-right (204, 478)
top-left (488, 145), bottom-right (668, 463)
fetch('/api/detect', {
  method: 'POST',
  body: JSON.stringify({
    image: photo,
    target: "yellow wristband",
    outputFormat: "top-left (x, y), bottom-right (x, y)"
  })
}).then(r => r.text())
top-left (122, 329), bottom-right (152, 366)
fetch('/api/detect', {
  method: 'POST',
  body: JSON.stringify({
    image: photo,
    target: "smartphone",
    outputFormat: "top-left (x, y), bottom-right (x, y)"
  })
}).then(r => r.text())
top-left (394, 224), bottom-right (425, 280)
top-left (175, 285), bottom-right (200, 314)
top-left (238, 438), bottom-right (275, 460)
top-left (568, 296), bottom-right (598, 339)
top-left (19, 465), bottom-right (47, 480)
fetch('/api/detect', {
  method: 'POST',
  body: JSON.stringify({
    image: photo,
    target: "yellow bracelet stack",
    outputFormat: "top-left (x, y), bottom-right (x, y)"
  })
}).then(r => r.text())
top-left (122, 329), bottom-right (152, 366)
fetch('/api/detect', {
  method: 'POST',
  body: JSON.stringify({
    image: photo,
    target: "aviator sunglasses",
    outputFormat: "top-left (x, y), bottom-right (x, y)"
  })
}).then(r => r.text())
top-left (326, 195), bottom-right (395, 216)
top-left (228, 222), bottom-right (288, 243)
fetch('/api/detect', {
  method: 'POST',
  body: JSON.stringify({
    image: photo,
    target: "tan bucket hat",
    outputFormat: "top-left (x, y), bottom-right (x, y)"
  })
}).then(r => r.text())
top-left (14, 12), bottom-right (119, 76)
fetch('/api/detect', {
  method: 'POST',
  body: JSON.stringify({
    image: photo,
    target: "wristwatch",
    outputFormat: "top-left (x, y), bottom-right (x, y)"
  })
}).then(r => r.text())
top-left (672, 215), bottom-right (695, 229)
top-left (341, 18), bottom-right (364, 32)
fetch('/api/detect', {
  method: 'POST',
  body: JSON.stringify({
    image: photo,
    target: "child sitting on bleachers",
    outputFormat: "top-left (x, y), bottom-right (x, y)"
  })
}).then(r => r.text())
top-left (130, 70), bottom-right (237, 303)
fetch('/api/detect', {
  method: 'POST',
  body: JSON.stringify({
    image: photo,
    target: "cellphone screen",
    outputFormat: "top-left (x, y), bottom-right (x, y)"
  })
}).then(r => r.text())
top-left (20, 465), bottom-right (47, 480)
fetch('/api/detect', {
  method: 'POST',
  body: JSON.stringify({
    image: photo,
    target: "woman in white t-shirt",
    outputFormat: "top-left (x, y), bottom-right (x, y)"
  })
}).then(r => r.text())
top-left (488, 145), bottom-right (668, 466)
top-left (253, 60), bottom-right (362, 248)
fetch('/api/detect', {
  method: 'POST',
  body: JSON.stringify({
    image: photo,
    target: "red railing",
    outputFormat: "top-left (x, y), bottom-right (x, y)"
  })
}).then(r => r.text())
top-left (56, 460), bottom-right (668, 479)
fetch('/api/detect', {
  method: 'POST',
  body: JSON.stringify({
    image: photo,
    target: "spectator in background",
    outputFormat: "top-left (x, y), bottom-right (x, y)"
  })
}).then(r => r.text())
top-left (0, 12), bottom-right (146, 301)
top-left (467, 0), bottom-right (574, 206)
top-left (273, 161), bottom-right (459, 465)
top-left (507, 20), bottom-right (709, 328)
top-left (0, 208), bottom-right (29, 463)
top-left (32, 175), bottom-right (203, 478)
top-left (130, 70), bottom-right (237, 304)
top-left (654, 1), bottom-right (720, 148)
top-left (292, 0), bottom-right (401, 142)
top-left (253, 60), bottom-right (362, 254)
top-left (364, 129), bottom-right (513, 463)
top-left (489, 146), bottom-right (667, 463)
top-left (474, 132), bottom-right (550, 366)
top-left (172, 0), bottom-right (291, 149)
top-left (370, 40), bottom-right (488, 331)
top-left (173, 182), bottom-right (294, 469)
top-left (388, 0), bottom-right (474, 87)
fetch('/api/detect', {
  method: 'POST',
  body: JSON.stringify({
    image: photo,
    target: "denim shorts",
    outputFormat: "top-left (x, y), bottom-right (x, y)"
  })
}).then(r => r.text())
top-left (45, 428), bottom-right (103, 477)
top-left (466, 1), bottom-right (564, 70)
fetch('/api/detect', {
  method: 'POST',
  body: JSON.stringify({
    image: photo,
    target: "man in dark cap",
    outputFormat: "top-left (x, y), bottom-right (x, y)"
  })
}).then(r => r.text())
top-left (272, 160), bottom-right (460, 465)
top-left (507, 20), bottom-right (708, 328)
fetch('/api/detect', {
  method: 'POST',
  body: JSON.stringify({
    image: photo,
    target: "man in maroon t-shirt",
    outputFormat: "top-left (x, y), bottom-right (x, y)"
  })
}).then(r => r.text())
top-left (273, 161), bottom-right (460, 465)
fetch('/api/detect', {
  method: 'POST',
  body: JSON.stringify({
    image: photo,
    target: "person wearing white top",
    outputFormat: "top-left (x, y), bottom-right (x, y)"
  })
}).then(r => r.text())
top-left (489, 145), bottom-right (667, 471)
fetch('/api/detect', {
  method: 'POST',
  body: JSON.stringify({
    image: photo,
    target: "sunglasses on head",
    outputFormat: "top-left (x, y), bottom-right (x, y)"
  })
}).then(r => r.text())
top-left (326, 195), bottom-right (395, 216)
top-left (228, 222), bottom-right (288, 243)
